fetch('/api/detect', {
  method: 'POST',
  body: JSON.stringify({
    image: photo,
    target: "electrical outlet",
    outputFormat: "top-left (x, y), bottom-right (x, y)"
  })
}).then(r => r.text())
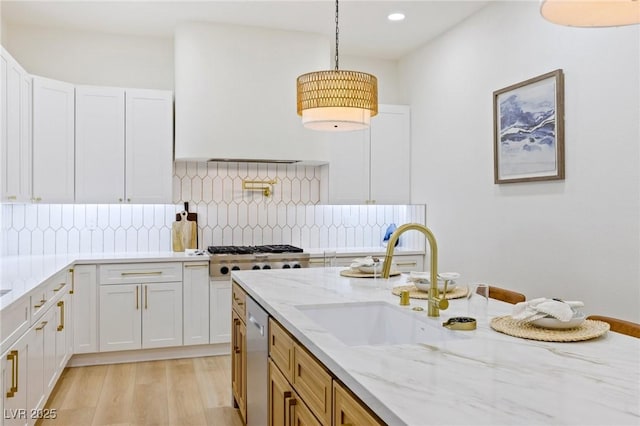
top-left (87, 218), bottom-right (97, 231)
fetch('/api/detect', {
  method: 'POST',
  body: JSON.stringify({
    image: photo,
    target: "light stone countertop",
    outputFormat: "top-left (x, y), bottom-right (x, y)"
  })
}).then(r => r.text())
top-left (231, 267), bottom-right (640, 426)
top-left (0, 252), bottom-right (209, 310)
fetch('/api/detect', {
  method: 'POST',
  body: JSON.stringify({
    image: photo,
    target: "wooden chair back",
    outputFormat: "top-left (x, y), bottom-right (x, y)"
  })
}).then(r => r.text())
top-left (586, 316), bottom-right (640, 338)
top-left (482, 286), bottom-right (526, 304)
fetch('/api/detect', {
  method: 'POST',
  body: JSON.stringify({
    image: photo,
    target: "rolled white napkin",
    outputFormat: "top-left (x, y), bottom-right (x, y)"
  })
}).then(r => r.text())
top-left (512, 298), bottom-right (584, 323)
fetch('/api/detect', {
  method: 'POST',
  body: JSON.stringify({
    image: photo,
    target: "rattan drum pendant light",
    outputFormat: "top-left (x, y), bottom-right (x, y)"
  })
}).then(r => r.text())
top-left (540, 0), bottom-right (640, 27)
top-left (297, 0), bottom-right (378, 131)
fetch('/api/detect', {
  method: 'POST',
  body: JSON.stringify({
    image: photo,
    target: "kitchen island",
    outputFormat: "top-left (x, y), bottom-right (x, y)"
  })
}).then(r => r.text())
top-left (231, 267), bottom-right (640, 425)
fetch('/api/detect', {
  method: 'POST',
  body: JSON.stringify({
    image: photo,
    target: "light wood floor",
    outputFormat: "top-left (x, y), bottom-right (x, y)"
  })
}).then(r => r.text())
top-left (37, 355), bottom-right (243, 426)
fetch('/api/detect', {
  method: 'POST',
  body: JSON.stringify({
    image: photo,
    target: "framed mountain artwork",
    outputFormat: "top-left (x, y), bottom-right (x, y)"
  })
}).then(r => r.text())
top-left (493, 69), bottom-right (565, 184)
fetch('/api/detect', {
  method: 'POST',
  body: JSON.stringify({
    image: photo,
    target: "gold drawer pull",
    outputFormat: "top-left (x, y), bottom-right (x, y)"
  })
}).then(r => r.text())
top-left (69, 268), bottom-right (74, 294)
top-left (5, 350), bottom-right (18, 397)
top-left (184, 263), bottom-right (208, 268)
top-left (57, 301), bottom-right (65, 331)
top-left (121, 271), bottom-right (163, 276)
top-left (35, 321), bottom-right (48, 331)
top-left (53, 283), bottom-right (65, 292)
top-left (136, 286), bottom-right (139, 310)
top-left (33, 299), bottom-right (47, 308)
top-left (395, 261), bottom-right (418, 266)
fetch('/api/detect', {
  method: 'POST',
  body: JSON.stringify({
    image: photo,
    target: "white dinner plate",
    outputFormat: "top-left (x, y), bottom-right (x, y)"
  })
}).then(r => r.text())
top-left (530, 313), bottom-right (586, 330)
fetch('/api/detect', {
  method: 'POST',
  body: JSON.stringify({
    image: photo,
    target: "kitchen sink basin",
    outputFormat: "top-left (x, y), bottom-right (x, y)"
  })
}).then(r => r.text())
top-left (0, 289), bottom-right (11, 296)
top-left (295, 301), bottom-right (464, 346)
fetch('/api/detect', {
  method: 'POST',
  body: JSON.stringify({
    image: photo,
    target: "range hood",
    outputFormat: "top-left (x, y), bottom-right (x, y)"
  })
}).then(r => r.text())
top-left (174, 22), bottom-right (332, 164)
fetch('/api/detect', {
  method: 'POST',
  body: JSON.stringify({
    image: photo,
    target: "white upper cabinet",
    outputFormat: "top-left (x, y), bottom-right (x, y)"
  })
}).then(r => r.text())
top-left (75, 86), bottom-right (126, 203)
top-left (369, 105), bottom-right (411, 204)
top-left (32, 76), bottom-right (75, 203)
top-left (1, 47), bottom-right (32, 203)
top-left (75, 87), bottom-right (173, 204)
top-left (174, 22), bottom-right (330, 163)
top-left (327, 104), bottom-right (411, 204)
top-left (125, 89), bottom-right (173, 203)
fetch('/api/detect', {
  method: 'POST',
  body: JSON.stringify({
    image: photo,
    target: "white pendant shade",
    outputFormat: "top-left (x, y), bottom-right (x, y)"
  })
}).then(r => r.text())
top-left (301, 107), bottom-right (371, 131)
top-left (540, 0), bottom-right (640, 27)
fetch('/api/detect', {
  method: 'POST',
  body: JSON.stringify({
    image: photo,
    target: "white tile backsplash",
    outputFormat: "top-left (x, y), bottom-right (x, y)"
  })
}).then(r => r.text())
top-left (1, 161), bottom-right (426, 255)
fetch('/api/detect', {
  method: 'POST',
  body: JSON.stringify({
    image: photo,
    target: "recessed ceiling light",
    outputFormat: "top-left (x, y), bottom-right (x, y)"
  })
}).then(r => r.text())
top-left (388, 12), bottom-right (405, 22)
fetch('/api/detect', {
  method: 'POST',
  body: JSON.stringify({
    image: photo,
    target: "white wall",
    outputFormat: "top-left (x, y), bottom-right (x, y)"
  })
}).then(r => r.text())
top-left (341, 54), bottom-right (402, 104)
top-left (2, 23), bottom-right (173, 89)
top-left (399, 1), bottom-right (640, 321)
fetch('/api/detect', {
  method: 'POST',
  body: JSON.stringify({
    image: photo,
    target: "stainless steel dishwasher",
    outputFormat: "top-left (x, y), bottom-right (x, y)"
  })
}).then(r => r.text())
top-left (245, 296), bottom-right (269, 425)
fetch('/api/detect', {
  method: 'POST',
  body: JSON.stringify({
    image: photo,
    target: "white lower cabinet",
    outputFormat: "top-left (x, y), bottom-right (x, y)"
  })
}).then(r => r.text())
top-left (2, 289), bottom-right (72, 426)
top-left (72, 265), bottom-right (97, 354)
top-left (210, 280), bottom-right (231, 344)
top-left (2, 332), bottom-right (29, 426)
top-left (99, 282), bottom-right (182, 352)
top-left (183, 263), bottom-right (210, 346)
top-left (141, 282), bottom-right (183, 349)
top-left (308, 253), bottom-right (425, 272)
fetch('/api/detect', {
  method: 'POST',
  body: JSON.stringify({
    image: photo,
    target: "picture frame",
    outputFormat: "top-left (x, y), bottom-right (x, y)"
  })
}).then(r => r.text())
top-left (493, 69), bottom-right (565, 184)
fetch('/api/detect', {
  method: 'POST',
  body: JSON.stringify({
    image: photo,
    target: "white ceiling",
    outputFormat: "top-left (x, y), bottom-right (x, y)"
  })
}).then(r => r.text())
top-left (0, 1), bottom-right (490, 60)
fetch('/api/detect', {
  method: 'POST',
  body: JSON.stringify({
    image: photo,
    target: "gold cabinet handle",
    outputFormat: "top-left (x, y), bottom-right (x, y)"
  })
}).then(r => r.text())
top-left (184, 263), bottom-right (208, 268)
top-left (53, 283), bottom-right (65, 292)
top-left (5, 350), bottom-right (18, 397)
top-left (7, 195), bottom-right (17, 200)
top-left (136, 285), bottom-right (139, 310)
top-left (121, 271), bottom-right (162, 276)
top-left (33, 299), bottom-right (47, 308)
top-left (57, 301), bottom-right (65, 331)
top-left (69, 268), bottom-right (74, 294)
top-left (144, 285), bottom-right (148, 310)
top-left (395, 261), bottom-right (418, 267)
top-left (35, 321), bottom-right (48, 331)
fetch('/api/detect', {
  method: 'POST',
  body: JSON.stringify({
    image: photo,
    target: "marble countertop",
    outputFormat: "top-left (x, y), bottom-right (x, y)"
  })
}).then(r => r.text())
top-left (0, 251), bottom-right (209, 310)
top-left (231, 267), bottom-right (640, 426)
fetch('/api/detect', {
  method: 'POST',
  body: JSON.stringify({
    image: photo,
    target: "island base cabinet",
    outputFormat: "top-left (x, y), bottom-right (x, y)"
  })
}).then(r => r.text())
top-left (269, 359), bottom-right (321, 426)
top-left (292, 345), bottom-right (332, 425)
top-left (231, 309), bottom-right (246, 423)
top-left (333, 381), bottom-right (383, 426)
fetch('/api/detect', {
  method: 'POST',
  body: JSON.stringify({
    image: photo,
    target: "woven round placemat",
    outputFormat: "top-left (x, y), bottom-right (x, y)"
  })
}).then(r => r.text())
top-left (391, 284), bottom-right (469, 300)
top-left (339, 269), bottom-right (401, 278)
top-left (490, 316), bottom-right (610, 342)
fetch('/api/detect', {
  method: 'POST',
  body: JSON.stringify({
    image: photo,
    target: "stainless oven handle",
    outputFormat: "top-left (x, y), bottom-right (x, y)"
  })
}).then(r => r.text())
top-left (254, 253), bottom-right (269, 259)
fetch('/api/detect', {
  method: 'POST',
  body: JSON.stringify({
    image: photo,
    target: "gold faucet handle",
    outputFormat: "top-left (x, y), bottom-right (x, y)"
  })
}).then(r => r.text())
top-left (431, 296), bottom-right (449, 310)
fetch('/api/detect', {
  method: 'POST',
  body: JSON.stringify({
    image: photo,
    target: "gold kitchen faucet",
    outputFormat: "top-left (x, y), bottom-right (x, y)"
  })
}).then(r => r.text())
top-left (381, 223), bottom-right (449, 317)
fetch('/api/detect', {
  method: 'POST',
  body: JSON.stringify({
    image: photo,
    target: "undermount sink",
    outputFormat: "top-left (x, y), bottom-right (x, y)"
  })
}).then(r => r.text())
top-left (295, 301), bottom-right (464, 346)
top-left (0, 289), bottom-right (11, 297)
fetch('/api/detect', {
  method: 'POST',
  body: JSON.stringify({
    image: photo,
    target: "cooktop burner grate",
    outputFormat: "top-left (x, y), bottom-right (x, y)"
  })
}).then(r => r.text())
top-left (207, 245), bottom-right (304, 255)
